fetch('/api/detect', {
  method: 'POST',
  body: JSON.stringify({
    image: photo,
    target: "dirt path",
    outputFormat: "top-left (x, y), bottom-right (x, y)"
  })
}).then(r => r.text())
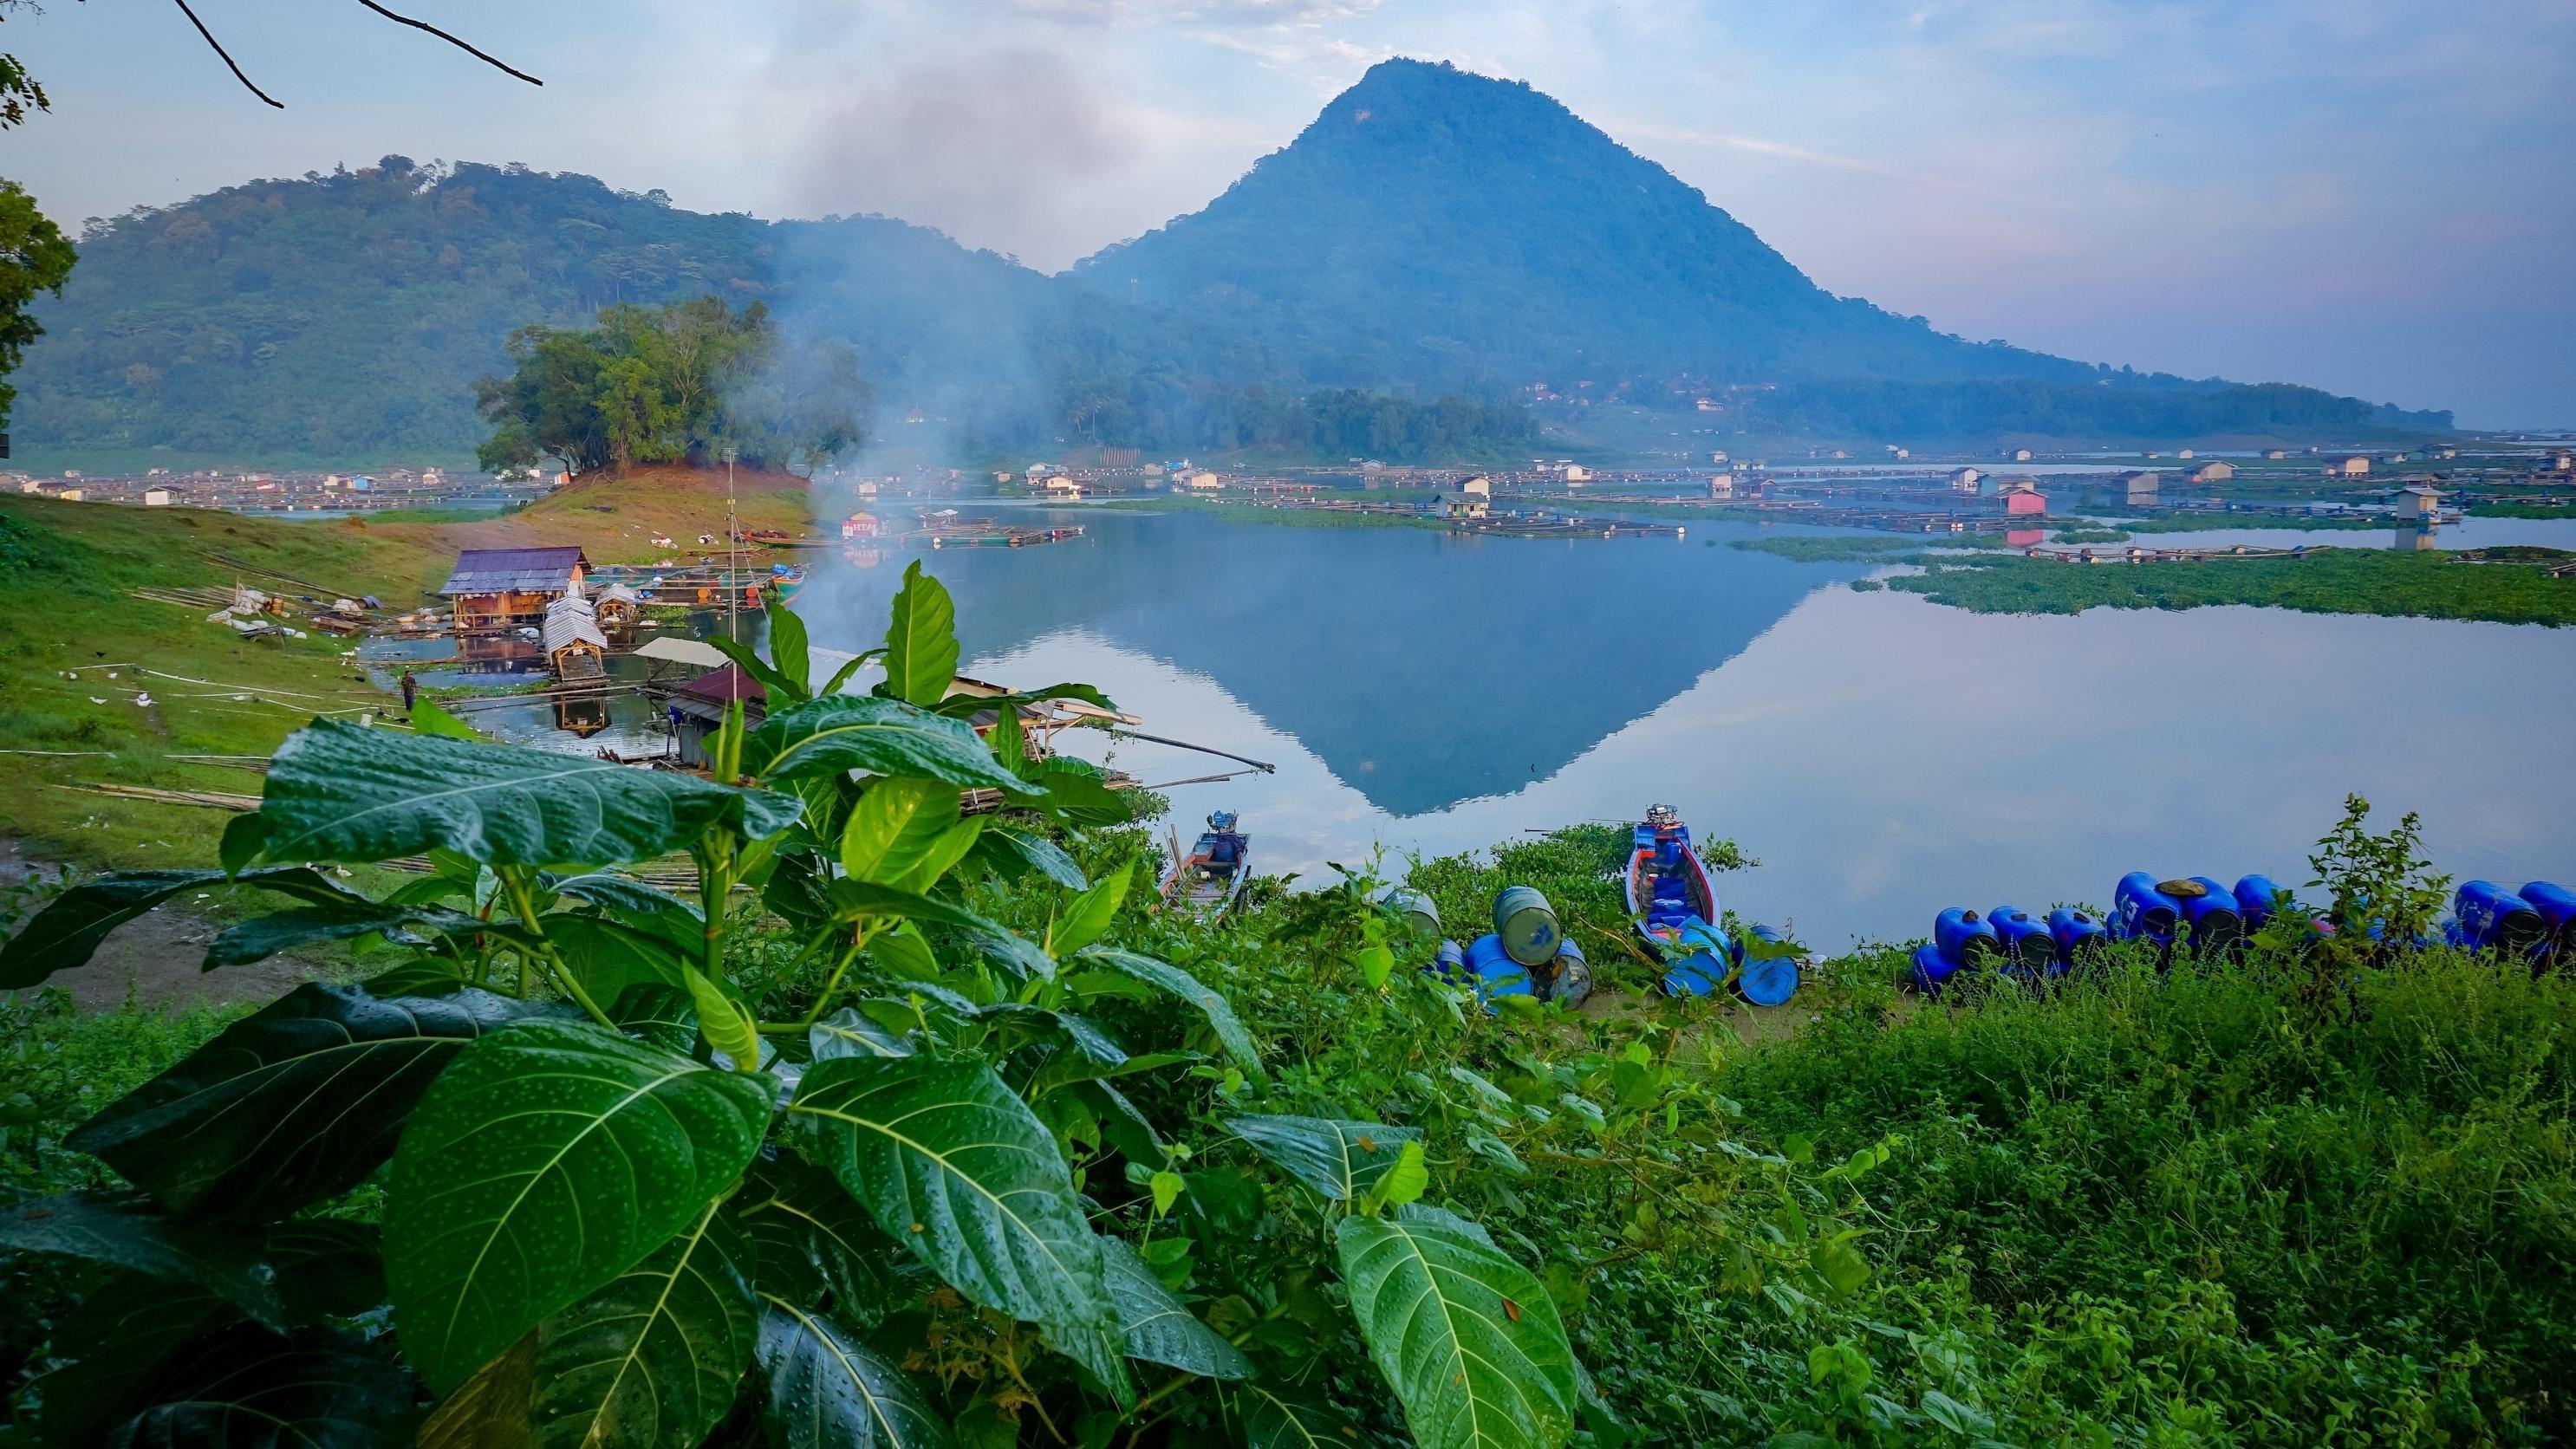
top-left (2, 841), bottom-right (322, 1015)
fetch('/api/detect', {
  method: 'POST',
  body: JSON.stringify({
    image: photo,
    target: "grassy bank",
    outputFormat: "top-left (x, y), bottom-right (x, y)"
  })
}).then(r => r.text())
top-left (1889, 548), bottom-right (2576, 627)
top-left (0, 465), bottom-right (812, 865)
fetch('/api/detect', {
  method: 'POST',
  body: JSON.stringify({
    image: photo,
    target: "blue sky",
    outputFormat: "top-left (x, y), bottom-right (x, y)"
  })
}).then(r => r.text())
top-left (7, 0), bottom-right (2571, 425)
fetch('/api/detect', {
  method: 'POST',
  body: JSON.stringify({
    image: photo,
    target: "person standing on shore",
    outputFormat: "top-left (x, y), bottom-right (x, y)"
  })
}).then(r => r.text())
top-left (399, 667), bottom-right (418, 714)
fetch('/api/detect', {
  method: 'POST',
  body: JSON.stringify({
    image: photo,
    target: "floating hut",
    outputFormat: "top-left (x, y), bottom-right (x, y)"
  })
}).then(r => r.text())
top-left (542, 595), bottom-right (608, 684)
top-left (439, 546), bottom-right (589, 632)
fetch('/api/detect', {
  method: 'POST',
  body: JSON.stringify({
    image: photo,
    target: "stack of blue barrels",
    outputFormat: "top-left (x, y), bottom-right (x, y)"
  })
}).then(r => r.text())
top-left (1913, 869), bottom-right (2575, 995)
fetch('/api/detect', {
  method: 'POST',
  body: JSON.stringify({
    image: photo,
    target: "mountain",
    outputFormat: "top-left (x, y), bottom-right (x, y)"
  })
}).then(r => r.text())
top-left (1072, 59), bottom-right (2094, 391)
top-left (1075, 60), bottom-right (2448, 436)
top-left (13, 65), bottom-right (2449, 466)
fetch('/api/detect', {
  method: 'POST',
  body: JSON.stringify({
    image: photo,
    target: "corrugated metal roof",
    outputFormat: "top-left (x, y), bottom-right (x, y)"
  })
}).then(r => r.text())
top-left (676, 663), bottom-right (764, 705)
top-left (439, 547), bottom-right (588, 596)
top-left (543, 597), bottom-right (608, 656)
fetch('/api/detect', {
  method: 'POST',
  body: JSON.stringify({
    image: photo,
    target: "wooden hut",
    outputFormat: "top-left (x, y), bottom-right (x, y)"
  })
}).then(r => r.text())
top-left (439, 546), bottom-right (589, 632)
top-left (593, 582), bottom-right (641, 634)
top-left (543, 595), bottom-right (608, 684)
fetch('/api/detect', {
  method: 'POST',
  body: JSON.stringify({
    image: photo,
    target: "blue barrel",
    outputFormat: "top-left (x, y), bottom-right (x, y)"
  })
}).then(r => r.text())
top-left (1426, 939), bottom-right (1467, 984)
top-left (1909, 942), bottom-right (1961, 997)
top-left (2232, 874), bottom-right (2291, 930)
top-left (2180, 877), bottom-right (2243, 954)
top-left (1661, 918), bottom-right (1733, 997)
top-left (1463, 932), bottom-right (1533, 1002)
top-left (1988, 906), bottom-right (2057, 976)
top-left (2047, 908), bottom-right (2108, 970)
top-left (1934, 908), bottom-right (2001, 970)
top-left (1730, 923), bottom-right (1800, 1006)
top-left (2521, 880), bottom-right (2576, 960)
top-left (1382, 887), bottom-right (1441, 937)
top-left (2111, 874), bottom-right (2182, 945)
top-left (1544, 938), bottom-right (1593, 1007)
top-left (1493, 887), bottom-right (1561, 967)
top-left (2453, 881), bottom-right (2548, 957)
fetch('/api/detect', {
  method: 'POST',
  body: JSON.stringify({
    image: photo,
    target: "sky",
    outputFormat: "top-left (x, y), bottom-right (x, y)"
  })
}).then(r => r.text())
top-left (5, 0), bottom-right (2572, 426)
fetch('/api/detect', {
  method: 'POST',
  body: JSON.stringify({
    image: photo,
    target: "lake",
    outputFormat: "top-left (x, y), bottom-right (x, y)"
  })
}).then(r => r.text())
top-left (447, 504), bottom-right (2576, 949)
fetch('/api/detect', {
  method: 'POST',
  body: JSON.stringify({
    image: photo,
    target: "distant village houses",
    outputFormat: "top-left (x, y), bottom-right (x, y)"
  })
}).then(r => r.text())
top-left (2183, 461), bottom-right (2234, 484)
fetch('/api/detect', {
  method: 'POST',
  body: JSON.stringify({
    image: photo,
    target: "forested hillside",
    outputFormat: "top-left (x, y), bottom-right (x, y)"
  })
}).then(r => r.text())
top-left (13, 63), bottom-right (2451, 465)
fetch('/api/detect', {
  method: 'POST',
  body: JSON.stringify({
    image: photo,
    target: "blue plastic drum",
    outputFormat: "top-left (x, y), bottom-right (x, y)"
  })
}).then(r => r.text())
top-left (1988, 906), bottom-right (2057, 976)
top-left (2111, 874), bottom-right (2182, 946)
top-left (1660, 918), bottom-right (1733, 997)
top-left (2046, 908), bottom-right (2108, 970)
top-left (1731, 922), bottom-right (1800, 1006)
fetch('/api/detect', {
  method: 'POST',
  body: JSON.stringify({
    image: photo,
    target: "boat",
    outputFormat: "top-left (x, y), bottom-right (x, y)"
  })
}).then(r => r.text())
top-left (1161, 810), bottom-right (1250, 915)
top-left (1626, 805), bottom-right (1739, 997)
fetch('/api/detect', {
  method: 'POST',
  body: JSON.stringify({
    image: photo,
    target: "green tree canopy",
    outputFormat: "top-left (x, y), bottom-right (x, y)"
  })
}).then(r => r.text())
top-left (473, 296), bottom-right (867, 477)
top-left (0, 178), bottom-right (77, 432)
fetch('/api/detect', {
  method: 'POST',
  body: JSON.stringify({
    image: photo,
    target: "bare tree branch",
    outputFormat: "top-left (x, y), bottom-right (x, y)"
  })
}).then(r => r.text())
top-left (169, 0), bottom-right (283, 108)
top-left (355, 0), bottom-right (542, 87)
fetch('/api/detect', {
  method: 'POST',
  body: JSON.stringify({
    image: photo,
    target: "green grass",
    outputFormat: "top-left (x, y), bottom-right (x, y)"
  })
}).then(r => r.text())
top-left (0, 498), bottom-right (448, 866)
top-left (1884, 548), bottom-right (2576, 627)
top-left (2474, 500), bottom-right (2576, 519)
top-left (2050, 526), bottom-right (2132, 543)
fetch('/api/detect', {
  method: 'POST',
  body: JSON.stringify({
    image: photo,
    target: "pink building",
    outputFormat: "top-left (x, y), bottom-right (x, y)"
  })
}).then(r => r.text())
top-left (2005, 489), bottom-right (2047, 517)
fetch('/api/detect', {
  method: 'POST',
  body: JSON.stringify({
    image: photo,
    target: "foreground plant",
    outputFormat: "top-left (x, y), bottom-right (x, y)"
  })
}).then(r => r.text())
top-left (0, 562), bottom-right (1581, 1447)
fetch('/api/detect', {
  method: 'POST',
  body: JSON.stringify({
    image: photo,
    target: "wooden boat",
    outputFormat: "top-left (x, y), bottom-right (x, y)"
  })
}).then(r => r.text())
top-left (1626, 804), bottom-right (1731, 996)
top-left (1162, 811), bottom-right (1250, 915)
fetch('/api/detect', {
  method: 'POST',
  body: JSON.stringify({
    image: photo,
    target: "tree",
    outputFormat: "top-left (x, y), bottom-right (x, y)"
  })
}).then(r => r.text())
top-left (475, 296), bottom-right (867, 478)
top-left (0, 178), bottom-right (75, 432)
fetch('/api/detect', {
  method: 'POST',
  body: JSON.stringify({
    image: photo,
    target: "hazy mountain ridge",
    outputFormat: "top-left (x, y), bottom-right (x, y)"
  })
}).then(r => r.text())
top-left (13, 63), bottom-right (2450, 465)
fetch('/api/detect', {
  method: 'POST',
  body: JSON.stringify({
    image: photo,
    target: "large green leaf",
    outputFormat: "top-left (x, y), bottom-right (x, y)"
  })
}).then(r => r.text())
top-left (0, 866), bottom-right (359, 989)
top-left (100, 1323), bottom-right (420, 1448)
top-left (384, 1020), bottom-right (773, 1394)
top-left (550, 873), bottom-right (704, 948)
top-left (746, 696), bottom-right (1030, 793)
top-left (1224, 1115), bottom-right (1417, 1202)
top-left (825, 879), bottom-right (1012, 938)
top-left (812, 1007), bottom-right (917, 1062)
top-left (756, 1298), bottom-right (953, 1449)
top-left (199, 900), bottom-right (520, 972)
top-left (244, 718), bottom-right (802, 867)
top-left (1103, 1235), bottom-right (1252, 1381)
top-left (739, 1152), bottom-right (901, 1323)
top-left (1080, 947), bottom-right (1264, 1075)
top-left (545, 913), bottom-right (693, 1003)
top-left (966, 825), bottom-right (1088, 891)
top-left (841, 777), bottom-right (977, 893)
top-left (1045, 861), bottom-right (1131, 958)
top-left (1336, 1210), bottom-right (1579, 1449)
top-left (0, 1191), bottom-right (286, 1329)
top-left (1227, 1381), bottom-right (1361, 1449)
top-left (66, 984), bottom-right (569, 1222)
top-left (530, 1199), bottom-right (759, 1449)
top-left (784, 1055), bottom-right (1109, 1330)
top-left (766, 597), bottom-right (813, 696)
top-left (881, 560), bottom-right (960, 707)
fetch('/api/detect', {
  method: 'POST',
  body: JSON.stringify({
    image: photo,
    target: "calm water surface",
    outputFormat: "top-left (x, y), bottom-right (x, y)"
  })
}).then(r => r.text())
top-left (443, 504), bottom-right (2576, 947)
top-left (775, 507), bottom-right (2576, 946)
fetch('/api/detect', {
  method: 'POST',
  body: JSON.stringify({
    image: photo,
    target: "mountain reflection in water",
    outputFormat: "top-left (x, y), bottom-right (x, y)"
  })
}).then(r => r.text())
top-left (795, 507), bottom-right (1865, 816)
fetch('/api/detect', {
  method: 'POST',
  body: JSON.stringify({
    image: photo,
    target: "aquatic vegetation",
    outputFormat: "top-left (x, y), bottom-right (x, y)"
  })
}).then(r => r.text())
top-left (1888, 548), bottom-right (2576, 626)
